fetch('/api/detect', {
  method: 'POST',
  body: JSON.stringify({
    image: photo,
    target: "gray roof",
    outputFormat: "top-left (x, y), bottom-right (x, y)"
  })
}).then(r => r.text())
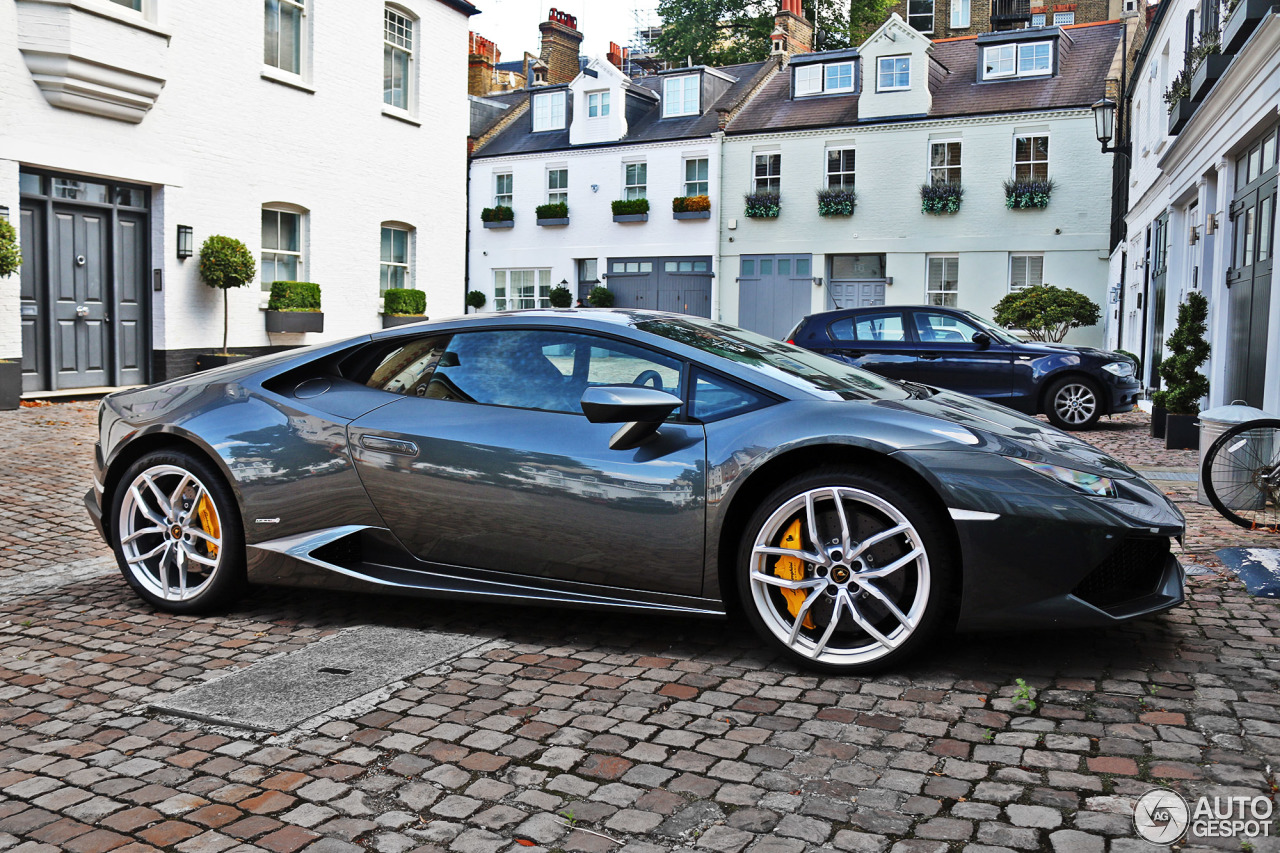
top-left (472, 61), bottom-right (773, 158)
top-left (469, 91), bottom-right (525, 140)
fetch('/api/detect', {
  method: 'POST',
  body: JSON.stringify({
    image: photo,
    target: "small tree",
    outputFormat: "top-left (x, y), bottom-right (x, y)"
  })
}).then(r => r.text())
top-left (465, 290), bottom-right (487, 312)
top-left (198, 235), bottom-right (256, 355)
top-left (1156, 291), bottom-right (1211, 415)
top-left (0, 218), bottom-right (21, 278)
top-left (992, 284), bottom-right (1101, 343)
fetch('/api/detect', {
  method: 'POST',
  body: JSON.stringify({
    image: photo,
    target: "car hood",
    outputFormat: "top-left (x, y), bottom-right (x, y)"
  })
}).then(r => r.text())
top-left (878, 389), bottom-right (1136, 478)
top-left (1007, 341), bottom-right (1125, 362)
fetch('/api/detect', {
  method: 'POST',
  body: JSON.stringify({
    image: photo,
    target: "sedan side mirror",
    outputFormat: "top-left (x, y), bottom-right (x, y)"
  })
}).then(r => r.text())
top-left (972, 332), bottom-right (992, 349)
top-left (581, 385), bottom-right (683, 450)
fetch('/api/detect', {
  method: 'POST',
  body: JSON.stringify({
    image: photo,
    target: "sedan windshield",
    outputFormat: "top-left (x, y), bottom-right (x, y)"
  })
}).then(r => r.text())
top-left (637, 317), bottom-right (912, 401)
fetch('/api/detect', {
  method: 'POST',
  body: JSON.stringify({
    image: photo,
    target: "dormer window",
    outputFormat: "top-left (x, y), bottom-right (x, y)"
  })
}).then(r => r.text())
top-left (982, 42), bottom-right (1053, 80)
top-left (663, 75), bottom-right (699, 117)
top-left (795, 61), bottom-right (855, 96)
top-left (533, 91), bottom-right (566, 131)
top-left (877, 56), bottom-right (910, 91)
top-left (587, 91), bottom-right (610, 118)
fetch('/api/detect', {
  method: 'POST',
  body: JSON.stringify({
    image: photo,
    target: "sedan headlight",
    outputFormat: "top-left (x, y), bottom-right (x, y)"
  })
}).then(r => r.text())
top-left (1004, 456), bottom-right (1117, 498)
top-left (1101, 360), bottom-right (1134, 378)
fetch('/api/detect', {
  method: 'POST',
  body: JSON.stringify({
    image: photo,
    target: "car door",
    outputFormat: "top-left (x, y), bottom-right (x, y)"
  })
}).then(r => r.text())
top-left (347, 328), bottom-right (707, 596)
top-left (812, 309), bottom-right (919, 383)
top-left (907, 310), bottom-right (1016, 402)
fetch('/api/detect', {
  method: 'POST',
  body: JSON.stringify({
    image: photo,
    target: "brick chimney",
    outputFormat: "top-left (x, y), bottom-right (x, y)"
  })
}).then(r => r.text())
top-left (538, 8), bottom-right (584, 85)
top-left (607, 41), bottom-right (625, 70)
top-left (468, 32), bottom-right (501, 96)
top-left (771, 0), bottom-right (813, 57)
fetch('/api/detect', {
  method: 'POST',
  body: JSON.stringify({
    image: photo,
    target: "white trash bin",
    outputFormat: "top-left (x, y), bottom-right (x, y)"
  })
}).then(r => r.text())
top-left (1197, 403), bottom-right (1273, 506)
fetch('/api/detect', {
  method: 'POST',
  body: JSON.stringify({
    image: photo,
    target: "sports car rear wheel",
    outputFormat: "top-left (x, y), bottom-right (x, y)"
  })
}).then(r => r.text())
top-left (739, 469), bottom-right (953, 673)
top-left (111, 450), bottom-right (245, 613)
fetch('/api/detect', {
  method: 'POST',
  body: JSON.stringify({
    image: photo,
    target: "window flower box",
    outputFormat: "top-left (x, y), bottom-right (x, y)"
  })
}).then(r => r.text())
top-left (816, 188), bottom-right (857, 217)
top-left (535, 202), bottom-right (569, 226)
top-left (1003, 179), bottom-right (1054, 209)
top-left (744, 192), bottom-right (780, 218)
top-left (612, 198), bottom-right (649, 222)
top-left (672, 195), bottom-right (711, 219)
top-left (1223, 0), bottom-right (1270, 53)
top-left (1167, 96), bottom-right (1193, 135)
top-left (266, 310), bottom-right (324, 333)
top-left (920, 182), bottom-right (964, 215)
top-left (481, 206), bottom-right (514, 228)
top-left (382, 288), bottom-right (426, 328)
top-left (1190, 53), bottom-right (1231, 103)
top-left (265, 280), bottom-right (323, 333)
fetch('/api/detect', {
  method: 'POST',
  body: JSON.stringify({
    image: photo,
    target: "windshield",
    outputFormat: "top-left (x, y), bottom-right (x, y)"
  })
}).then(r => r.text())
top-left (962, 312), bottom-right (1022, 345)
top-left (636, 317), bottom-right (912, 402)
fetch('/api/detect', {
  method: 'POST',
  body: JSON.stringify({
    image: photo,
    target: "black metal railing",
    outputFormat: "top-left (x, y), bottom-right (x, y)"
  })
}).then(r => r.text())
top-left (991, 0), bottom-right (1032, 22)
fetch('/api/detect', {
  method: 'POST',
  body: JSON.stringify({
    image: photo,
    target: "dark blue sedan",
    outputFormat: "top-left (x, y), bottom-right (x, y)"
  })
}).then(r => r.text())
top-left (787, 305), bottom-right (1140, 430)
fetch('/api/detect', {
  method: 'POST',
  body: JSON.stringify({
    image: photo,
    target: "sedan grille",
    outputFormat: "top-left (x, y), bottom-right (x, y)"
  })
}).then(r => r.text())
top-left (1072, 537), bottom-right (1169, 609)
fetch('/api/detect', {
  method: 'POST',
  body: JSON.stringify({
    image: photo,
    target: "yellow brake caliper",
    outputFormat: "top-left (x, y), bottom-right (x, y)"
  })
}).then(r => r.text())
top-left (773, 519), bottom-right (815, 629)
top-left (196, 495), bottom-right (220, 559)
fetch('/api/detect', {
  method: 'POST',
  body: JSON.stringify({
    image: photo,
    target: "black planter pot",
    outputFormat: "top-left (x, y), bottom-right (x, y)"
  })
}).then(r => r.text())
top-left (1165, 413), bottom-right (1200, 450)
top-left (1224, 0), bottom-right (1271, 53)
top-left (0, 361), bottom-right (20, 411)
top-left (382, 314), bottom-right (427, 328)
top-left (193, 353), bottom-right (254, 372)
top-left (266, 310), bottom-right (324, 333)
top-left (1150, 405), bottom-right (1167, 439)
top-left (1190, 54), bottom-right (1232, 103)
top-left (1168, 97), bottom-right (1194, 135)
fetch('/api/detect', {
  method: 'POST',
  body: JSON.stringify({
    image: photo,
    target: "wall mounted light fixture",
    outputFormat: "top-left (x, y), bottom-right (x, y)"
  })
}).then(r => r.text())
top-left (176, 225), bottom-right (194, 259)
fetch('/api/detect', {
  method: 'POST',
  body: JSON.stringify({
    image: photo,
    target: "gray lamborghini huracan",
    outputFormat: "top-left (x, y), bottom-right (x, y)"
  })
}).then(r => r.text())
top-left (86, 310), bottom-right (1186, 673)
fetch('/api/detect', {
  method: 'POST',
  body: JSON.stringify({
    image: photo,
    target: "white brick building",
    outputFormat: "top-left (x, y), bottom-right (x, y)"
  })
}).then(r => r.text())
top-left (0, 0), bottom-right (476, 401)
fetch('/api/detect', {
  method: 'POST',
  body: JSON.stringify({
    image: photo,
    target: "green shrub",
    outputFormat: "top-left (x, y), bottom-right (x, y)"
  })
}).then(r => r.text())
top-left (816, 188), bottom-right (857, 216)
top-left (383, 287), bottom-right (425, 316)
top-left (466, 290), bottom-right (487, 310)
top-left (481, 206), bottom-right (514, 222)
top-left (1157, 292), bottom-right (1211, 415)
top-left (920, 182), bottom-right (964, 214)
top-left (611, 198), bottom-right (650, 216)
top-left (536, 202), bottom-right (568, 220)
top-left (744, 192), bottom-right (781, 218)
top-left (992, 284), bottom-right (1100, 343)
top-left (588, 285), bottom-right (615, 308)
top-left (198, 235), bottom-right (256, 355)
top-left (672, 195), bottom-right (711, 213)
top-left (1004, 179), bottom-right (1054, 209)
top-left (0, 218), bottom-right (21, 278)
top-left (548, 286), bottom-right (572, 308)
top-left (267, 281), bottom-right (321, 312)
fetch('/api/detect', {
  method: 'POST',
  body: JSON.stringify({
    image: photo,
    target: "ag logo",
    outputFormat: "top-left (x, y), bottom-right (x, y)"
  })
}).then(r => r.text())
top-left (1134, 787), bottom-right (1190, 843)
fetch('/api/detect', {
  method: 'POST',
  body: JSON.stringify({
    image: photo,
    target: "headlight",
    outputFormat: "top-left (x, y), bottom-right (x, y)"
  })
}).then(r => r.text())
top-left (1101, 360), bottom-right (1134, 378)
top-left (1004, 456), bottom-right (1117, 497)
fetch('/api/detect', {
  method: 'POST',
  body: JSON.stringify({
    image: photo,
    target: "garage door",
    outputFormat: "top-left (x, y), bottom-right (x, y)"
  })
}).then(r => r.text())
top-left (605, 256), bottom-right (712, 317)
top-left (738, 254), bottom-right (813, 340)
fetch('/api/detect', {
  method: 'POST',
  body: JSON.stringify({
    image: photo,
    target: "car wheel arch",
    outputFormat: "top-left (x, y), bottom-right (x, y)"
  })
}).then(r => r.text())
top-left (714, 443), bottom-right (960, 621)
top-left (1036, 369), bottom-right (1100, 414)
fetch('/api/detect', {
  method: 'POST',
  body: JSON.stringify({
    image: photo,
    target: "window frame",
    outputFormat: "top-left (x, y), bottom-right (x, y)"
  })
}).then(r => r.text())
top-left (624, 162), bottom-right (648, 201)
top-left (264, 0), bottom-right (306, 76)
top-left (493, 268), bottom-right (553, 311)
top-left (753, 151), bottom-right (782, 193)
top-left (1009, 253), bottom-right (1044, 292)
top-left (261, 206), bottom-right (306, 293)
top-left (951, 0), bottom-right (971, 28)
top-left (1052, 10), bottom-right (1075, 24)
top-left (1017, 42), bottom-right (1053, 76)
top-left (532, 91), bottom-right (567, 132)
top-left (1013, 133), bottom-right (1050, 181)
top-left (684, 157), bottom-right (709, 197)
top-left (983, 44), bottom-right (1017, 78)
top-left (587, 90), bottom-right (610, 118)
top-left (877, 56), bottom-right (911, 91)
top-left (925, 256), bottom-right (959, 307)
top-left (494, 172), bottom-right (513, 208)
top-left (1031, 12), bottom-right (1047, 25)
top-left (826, 147), bottom-right (856, 190)
top-left (380, 224), bottom-right (413, 293)
top-left (908, 0), bottom-right (935, 32)
top-left (663, 75), bottom-right (700, 117)
top-left (929, 140), bottom-right (963, 185)
top-left (383, 6), bottom-right (416, 112)
top-left (546, 168), bottom-right (568, 205)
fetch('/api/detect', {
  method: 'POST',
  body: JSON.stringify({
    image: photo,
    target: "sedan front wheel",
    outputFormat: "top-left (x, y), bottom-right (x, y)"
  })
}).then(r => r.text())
top-left (1045, 376), bottom-right (1102, 430)
top-left (738, 468), bottom-right (953, 673)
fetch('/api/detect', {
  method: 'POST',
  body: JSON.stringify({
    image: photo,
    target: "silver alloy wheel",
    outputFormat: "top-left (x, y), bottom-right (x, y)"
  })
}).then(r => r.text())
top-left (1052, 382), bottom-right (1098, 427)
top-left (749, 486), bottom-right (930, 667)
top-left (117, 463), bottom-right (223, 602)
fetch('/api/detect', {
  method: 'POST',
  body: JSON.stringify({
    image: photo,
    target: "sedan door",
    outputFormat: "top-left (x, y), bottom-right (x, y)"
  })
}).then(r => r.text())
top-left (811, 309), bottom-right (919, 383)
top-left (347, 328), bottom-right (707, 596)
top-left (906, 310), bottom-right (1016, 402)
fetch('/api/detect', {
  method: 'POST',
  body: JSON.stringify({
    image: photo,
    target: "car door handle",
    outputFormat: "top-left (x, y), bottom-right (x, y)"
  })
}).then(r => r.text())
top-left (360, 435), bottom-right (418, 456)
top-left (920, 353), bottom-right (941, 360)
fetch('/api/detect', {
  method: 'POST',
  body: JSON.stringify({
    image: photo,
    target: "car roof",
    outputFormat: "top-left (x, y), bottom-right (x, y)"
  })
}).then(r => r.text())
top-left (799, 304), bottom-right (971, 324)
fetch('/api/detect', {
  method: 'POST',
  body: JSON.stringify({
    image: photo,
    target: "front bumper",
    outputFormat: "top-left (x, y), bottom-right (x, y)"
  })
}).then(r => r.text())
top-left (85, 487), bottom-right (107, 543)
top-left (1103, 374), bottom-right (1142, 415)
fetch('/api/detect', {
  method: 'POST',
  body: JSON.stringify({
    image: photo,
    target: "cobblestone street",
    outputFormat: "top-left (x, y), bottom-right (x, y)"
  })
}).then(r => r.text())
top-left (0, 403), bottom-right (1277, 853)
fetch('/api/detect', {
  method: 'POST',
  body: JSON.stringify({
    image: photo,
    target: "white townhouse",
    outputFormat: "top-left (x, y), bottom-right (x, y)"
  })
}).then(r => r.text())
top-left (717, 12), bottom-right (1131, 343)
top-left (1107, 0), bottom-right (1278, 410)
top-left (467, 12), bottom-right (774, 319)
top-left (0, 0), bottom-right (476, 403)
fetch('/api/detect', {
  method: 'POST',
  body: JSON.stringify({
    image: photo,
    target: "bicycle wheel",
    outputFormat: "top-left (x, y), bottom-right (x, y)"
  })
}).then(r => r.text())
top-left (1201, 418), bottom-right (1280, 533)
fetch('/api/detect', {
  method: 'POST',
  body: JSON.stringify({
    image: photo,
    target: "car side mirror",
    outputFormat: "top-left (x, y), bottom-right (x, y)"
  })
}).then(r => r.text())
top-left (972, 332), bottom-right (992, 349)
top-left (581, 385), bottom-right (683, 450)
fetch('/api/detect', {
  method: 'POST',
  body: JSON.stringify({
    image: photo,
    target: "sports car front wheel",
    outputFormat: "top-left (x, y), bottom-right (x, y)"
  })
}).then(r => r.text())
top-left (110, 450), bottom-right (245, 613)
top-left (739, 468), bottom-right (953, 673)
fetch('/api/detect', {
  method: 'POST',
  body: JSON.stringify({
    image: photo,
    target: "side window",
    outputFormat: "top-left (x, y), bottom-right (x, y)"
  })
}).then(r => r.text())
top-left (422, 330), bottom-right (683, 415)
top-left (851, 311), bottom-right (907, 342)
top-left (366, 335), bottom-right (452, 396)
top-left (913, 312), bottom-right (982, 343)
top-left (690, 370), bottom-right (771, 422)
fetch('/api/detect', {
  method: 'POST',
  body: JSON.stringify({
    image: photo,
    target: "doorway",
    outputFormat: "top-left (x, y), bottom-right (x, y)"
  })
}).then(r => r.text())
top-left (1226, 126), bottom-right (1277, 408)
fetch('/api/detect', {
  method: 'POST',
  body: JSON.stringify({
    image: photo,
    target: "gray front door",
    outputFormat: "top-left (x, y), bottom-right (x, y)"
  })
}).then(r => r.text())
top-left (1226, 127), bottom-right (1277, 409)
top-left (1147, 214), bottom-right (1169, 391)
top-left (51, 205), bottom-right (111, 389)
top-left (738, 254), bottom-right (813, 340)
top-left (828, 254), bottom-right (887, 309)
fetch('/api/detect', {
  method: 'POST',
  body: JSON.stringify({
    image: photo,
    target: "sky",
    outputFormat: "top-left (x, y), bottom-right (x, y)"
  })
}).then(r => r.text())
top-left (468, 0), bottom-right (661, 62)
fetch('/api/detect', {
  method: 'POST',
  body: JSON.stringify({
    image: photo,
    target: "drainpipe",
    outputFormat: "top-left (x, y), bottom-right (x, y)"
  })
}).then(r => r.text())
top-left (713, 129), bottom-right (725, 322)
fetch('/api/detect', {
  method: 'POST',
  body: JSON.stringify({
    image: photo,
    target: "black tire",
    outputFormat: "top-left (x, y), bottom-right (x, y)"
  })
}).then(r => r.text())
top-left (109, 449), bottom-right (246, 613)
top-left (1201, 419), bottom-right (1280, 533)
top-left (1044, 375), bottom-right (1103, 430)
top-left (736, 466), bottom-right (955, 674)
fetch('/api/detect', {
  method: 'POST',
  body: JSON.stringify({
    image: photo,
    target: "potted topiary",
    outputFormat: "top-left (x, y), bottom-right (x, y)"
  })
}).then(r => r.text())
top-left (265, 280), bottom-right (323, 333)
top-left (481, 206), bottom-right (514, 229)
top-left (548, 284), bottom-right (572, 308)
top-left (816, 188), bottom-right (856, 217)
top-left (672, 195), bottom-right (712, 220)
top-left (536, 202), bottom-right (569, 226)
top-left (612, 199), bottom-right (650, 223)
top-left (381, 287), bottom-right (427, 328)
top-left (196, 234), bottom-right (256, 371)
top-left (744, 192), bottom-right (781, 218)
top-left (0, 217), bottom-right (21, 409)
top-left (466, 290), bottom-right (487, 313)
top-left (588, 285), bottom-right (614, 307)
top-left (1157, 292), bottom-right (1210, 450)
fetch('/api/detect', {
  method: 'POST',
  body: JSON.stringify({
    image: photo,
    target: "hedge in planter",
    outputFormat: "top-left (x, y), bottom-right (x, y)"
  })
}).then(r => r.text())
top-left (672, 195), bottom-right (711, 213)
top-left (480, 206), bottom-right (514, 223)
top-left (817, 188), bottom-right (857, 217)
top-left (920, 182), bottom-right (963, 214)
top-left (383, 287), bottom-right (426, 316)
top-left (536, 202), bottom-right (569, 223)
top-left (266, 280), bottom-right (323, 332)
top-left (612, 198), bottom-right (650, 216)
top-left (199, 234), bottom-right (256, 356)
top-left (1004, 179), bottom-right (1054, 209)
top-left (744, 192), bottom-right (781, 218)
